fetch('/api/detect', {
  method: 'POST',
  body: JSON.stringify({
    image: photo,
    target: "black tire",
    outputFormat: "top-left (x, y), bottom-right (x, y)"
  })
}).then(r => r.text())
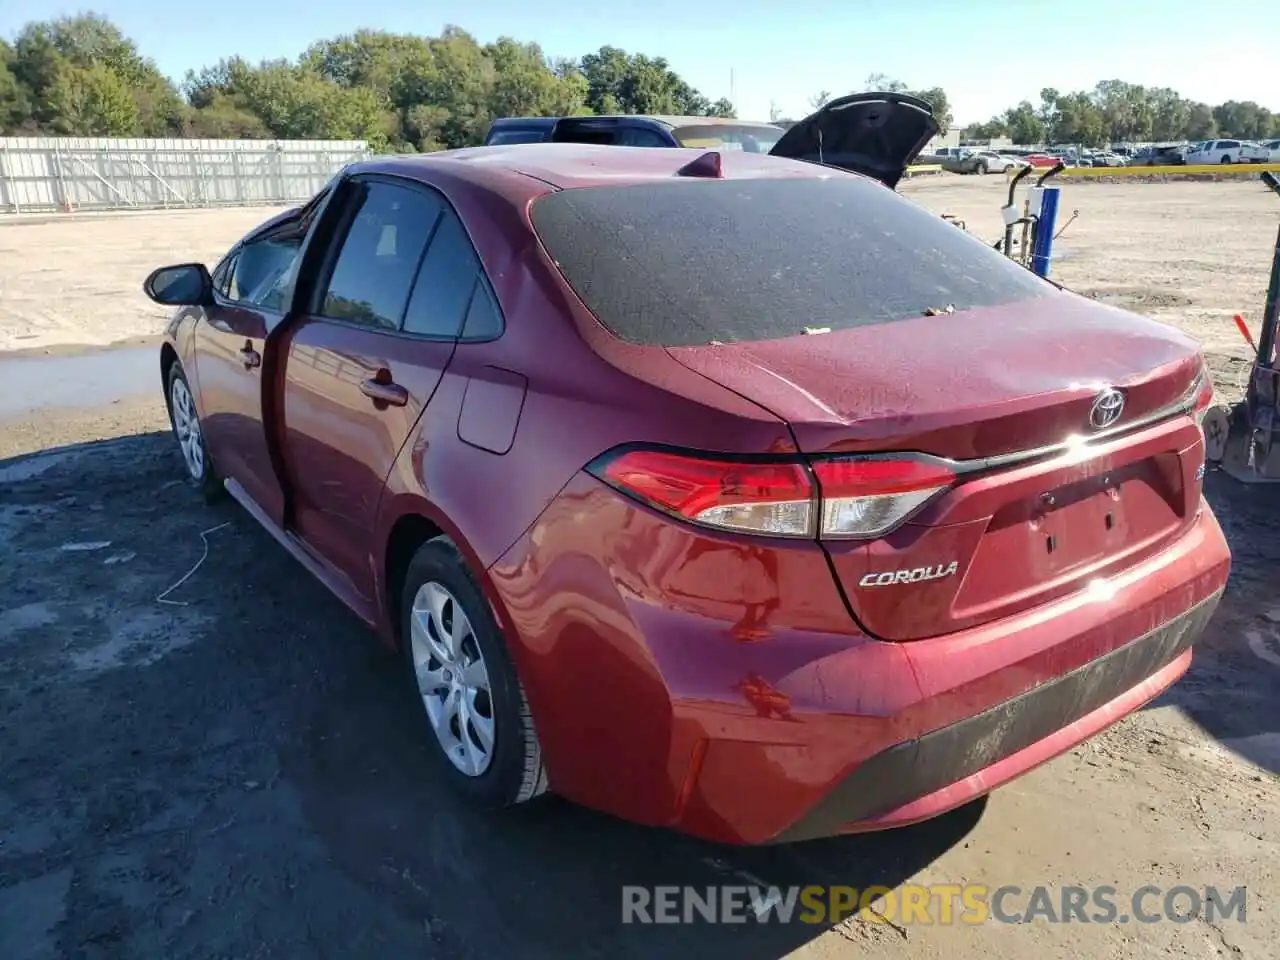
top-left (399, 536), bottom-right (548, 808)
top-left (165, 361), bottom-right (224, 503)
top-left (1220, 155), bottom-right (1232, 164)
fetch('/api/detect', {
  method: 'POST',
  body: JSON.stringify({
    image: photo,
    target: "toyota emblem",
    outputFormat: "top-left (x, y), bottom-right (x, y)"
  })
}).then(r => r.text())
top-left (1089, 388), bottom-right (1125, 430)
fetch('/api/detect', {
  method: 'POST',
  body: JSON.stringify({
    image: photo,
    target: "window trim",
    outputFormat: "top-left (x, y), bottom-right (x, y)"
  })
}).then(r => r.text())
top-left (210, 187), bottom-right (336, 321)
top-left (308, 171), bottom-right (508, 344)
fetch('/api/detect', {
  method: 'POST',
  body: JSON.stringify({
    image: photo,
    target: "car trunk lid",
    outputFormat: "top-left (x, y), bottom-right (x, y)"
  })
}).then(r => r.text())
top-left (768, 91), bottom-right (940, 188)
top-left (666, 294), bottom-right (1208, 640)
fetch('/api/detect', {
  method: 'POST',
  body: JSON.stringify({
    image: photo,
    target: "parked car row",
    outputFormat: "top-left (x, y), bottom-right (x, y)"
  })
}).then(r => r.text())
top-left (1106, 139), bottom-right (1275, 166)
top-left (932, 139), bottom-right (1280, 173)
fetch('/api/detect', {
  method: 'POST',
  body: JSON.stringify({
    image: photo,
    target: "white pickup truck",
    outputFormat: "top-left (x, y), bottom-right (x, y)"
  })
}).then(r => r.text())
top-left (1184, 139), bottom-right (1270, 164)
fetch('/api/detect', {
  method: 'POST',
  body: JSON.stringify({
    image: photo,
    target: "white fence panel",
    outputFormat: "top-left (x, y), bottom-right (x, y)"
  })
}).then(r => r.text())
top-left (0, 137), bottom-right (373, 214)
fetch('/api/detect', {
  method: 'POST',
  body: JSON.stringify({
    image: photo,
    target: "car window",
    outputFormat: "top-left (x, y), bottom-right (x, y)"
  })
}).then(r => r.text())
top-left (320, 180), bottom-right (442, 330)
top-left (531, 177), bottom-right (1051, 347)
top-left (487, 129), bottom-right (549, 145)
top-left (225, 239), bottom-right (302, 312)
top-left (615, 127), bottom-right (671, 147)
top-left (211, 253), bottom-right (236, 298)
top-left (672, 124), bottom-right (782, 154)
top-left (550, 120), bottom-right (622, 146)
top-left (461, 279), bottom-right (504, 340)
top-left (402, 207), bottom-right (482, 338)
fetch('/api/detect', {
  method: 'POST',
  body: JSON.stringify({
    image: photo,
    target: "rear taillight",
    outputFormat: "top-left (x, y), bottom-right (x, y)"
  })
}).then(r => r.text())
top-left (811, 458), bottom-right (956, 539)
top-left (594, 450), bottom-right (813, 537)
top-left (588, 448), bottom-right (955, 540)
top-left (1187, 367), bottom-right (1214, 440)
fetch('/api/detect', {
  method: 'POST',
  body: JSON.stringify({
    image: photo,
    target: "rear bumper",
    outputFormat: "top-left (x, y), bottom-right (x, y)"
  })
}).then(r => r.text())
top-left (490, 478), bottom-right (1231, 846)
top-left (771, 587), bottom-right (1219, 842)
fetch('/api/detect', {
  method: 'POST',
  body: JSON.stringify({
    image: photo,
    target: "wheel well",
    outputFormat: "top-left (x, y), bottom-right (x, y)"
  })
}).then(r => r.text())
top-left (159, 343), bottom-right (179, 409)
top-left (383, 513), bottom-right (445, 645)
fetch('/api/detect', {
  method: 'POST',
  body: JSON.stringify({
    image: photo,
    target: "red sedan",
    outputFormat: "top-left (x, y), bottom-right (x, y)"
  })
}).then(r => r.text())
top-left (144, 99), bottom-right (1229, 845)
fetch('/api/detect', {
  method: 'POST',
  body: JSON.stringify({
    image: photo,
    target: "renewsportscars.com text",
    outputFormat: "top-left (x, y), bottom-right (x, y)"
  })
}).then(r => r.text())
top-left (621, 884), bottom-right (1248, 926)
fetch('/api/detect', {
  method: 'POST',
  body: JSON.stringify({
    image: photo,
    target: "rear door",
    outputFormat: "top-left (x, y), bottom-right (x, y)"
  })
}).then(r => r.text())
top-left (279, 174), bottom-right (493, 601)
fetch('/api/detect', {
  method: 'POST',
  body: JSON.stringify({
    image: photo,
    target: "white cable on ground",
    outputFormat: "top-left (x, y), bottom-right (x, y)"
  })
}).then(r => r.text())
top-left (156, 521), bottom-right (231, 606)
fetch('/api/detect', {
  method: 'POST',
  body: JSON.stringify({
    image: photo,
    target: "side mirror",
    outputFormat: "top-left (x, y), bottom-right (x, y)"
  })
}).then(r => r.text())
top-left (143, 263), bottom-right (213, 306)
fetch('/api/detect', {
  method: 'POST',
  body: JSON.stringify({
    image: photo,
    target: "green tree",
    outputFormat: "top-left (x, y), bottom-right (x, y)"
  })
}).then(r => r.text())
top-left (1185, 102), bottom-right (1217, 140)
top-left (45, 60), bottom-right (139, 135)
top-left (0, 39), bottom-right (34, 131)
top-left (964, 117), bottom-right (1009, 139)
top-left (5, 12), bottom-right (1280, 150)
top-left (580, 45), bottom-right (726, 117)
top-left (1003, 101), bottom-right (1044, 144)
top-left (12, 14), bottom-right (185, 135)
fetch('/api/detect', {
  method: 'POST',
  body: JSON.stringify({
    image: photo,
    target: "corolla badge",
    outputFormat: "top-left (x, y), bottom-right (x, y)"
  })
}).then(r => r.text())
top-left (1089, 387), bottom-right (1125, 430)
top-left (859, 562), bottom-right (959, 588)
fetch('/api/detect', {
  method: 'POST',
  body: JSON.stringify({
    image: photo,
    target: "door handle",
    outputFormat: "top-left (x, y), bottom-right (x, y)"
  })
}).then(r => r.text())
top-left (238, 341), bottom-right (261, 369)
top-left (359, 377), bottom-right (408, 407)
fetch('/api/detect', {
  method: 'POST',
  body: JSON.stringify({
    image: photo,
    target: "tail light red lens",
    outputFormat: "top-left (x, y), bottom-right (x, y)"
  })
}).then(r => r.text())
top-left (595, 450), bottom-right (814, 537)
top-left (589, 448), bottom-right (955, 540)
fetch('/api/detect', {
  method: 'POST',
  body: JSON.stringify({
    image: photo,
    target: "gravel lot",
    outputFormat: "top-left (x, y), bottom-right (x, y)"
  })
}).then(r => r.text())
top-left (1, 179), bottom-right (1279, 959)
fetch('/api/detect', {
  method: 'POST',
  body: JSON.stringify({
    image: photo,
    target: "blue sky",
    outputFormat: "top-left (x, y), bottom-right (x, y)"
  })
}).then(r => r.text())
top-left (3, 1), bottom-right (1273, 124)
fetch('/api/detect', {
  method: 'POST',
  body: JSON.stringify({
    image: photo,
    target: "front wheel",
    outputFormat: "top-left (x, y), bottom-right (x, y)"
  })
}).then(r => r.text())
top-left (1220, 155), bottom-right (1232, 164)
top-left (166, 362), bottom-right (223, 502)
top-left (401, 537), bottom-right (548, 808)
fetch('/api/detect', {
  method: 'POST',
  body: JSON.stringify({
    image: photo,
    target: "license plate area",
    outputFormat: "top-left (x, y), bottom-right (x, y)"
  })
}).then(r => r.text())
top-left (956, 455), bottom-right (1184, 613)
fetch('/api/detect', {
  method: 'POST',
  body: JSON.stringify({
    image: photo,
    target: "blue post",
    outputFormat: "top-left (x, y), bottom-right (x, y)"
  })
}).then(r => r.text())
top-left (1030, 186), bottom-right (1060, 278)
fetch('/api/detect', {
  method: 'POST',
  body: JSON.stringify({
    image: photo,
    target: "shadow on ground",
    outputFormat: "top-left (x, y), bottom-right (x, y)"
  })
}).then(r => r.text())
top-left (0, 433), bottom-right (983, 960)
top-left (1148, 469), bottom-right (1280, 774)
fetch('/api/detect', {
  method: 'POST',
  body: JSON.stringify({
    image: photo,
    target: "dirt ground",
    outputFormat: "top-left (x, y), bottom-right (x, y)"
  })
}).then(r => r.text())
top-left (1, 180), bottom-right (1279, 959)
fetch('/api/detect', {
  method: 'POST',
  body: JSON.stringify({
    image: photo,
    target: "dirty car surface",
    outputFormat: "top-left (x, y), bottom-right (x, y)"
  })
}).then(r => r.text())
top-left (142, 141), bottom-right (1230, 846)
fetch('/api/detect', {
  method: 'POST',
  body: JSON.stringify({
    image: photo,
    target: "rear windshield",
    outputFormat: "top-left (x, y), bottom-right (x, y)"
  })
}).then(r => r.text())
top-left (672, 124), bottom-right (782, 154)
top-left (530, 177), bottom-right (1052, 346)
top-left (487, 128), bottom-right (549, 145)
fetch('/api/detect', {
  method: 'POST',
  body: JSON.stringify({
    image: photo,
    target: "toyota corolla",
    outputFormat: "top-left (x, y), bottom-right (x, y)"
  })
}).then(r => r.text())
top-left (142, 103), bottom-right (1230, 845)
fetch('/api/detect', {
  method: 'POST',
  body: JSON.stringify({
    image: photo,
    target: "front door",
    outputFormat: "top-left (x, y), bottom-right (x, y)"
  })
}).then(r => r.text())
top-left (280, 175), bottom-right (494, 601)
top-left (193, 235), bottom-right (304, 526)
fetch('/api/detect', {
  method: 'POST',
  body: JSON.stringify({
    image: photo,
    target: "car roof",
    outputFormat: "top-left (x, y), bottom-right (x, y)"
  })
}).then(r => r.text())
top-left (348, 142), bottom-right (844, 197)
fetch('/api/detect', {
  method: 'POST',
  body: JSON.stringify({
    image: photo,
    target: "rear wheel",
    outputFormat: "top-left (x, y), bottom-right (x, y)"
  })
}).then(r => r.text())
top-left (166, 362), bottom-right (223, 502)
top-left (1220, 155), bottom-right (1232, 164)
top-left (400, 537), bottom-right (548, 808)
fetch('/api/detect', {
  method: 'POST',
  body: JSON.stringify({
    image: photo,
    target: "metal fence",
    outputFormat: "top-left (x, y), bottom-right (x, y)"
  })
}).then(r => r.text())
top-left (0, 137), bottom-right (373, 214)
